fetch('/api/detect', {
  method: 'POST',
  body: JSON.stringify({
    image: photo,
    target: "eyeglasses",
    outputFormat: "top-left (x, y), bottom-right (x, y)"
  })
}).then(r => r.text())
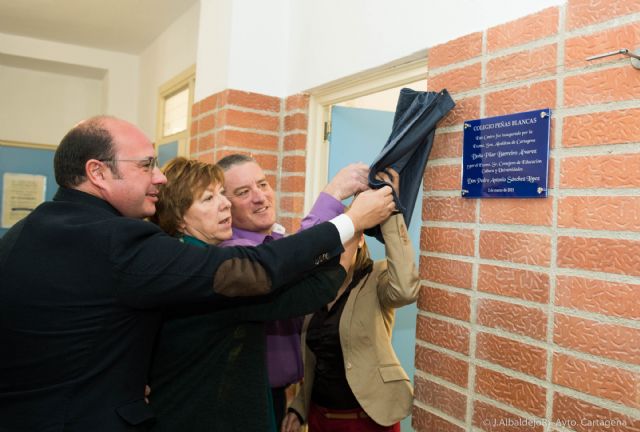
top-left (99, 156), bottom-right (160, 171)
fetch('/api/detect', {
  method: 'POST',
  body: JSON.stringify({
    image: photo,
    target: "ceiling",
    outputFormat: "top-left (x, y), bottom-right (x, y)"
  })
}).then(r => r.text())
top-left (0, 0), bottom-right (199, 55)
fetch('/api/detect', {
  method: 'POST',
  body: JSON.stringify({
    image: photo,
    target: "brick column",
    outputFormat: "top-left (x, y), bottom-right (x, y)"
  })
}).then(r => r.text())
top-left (190, 89), bottom-right (310, 232)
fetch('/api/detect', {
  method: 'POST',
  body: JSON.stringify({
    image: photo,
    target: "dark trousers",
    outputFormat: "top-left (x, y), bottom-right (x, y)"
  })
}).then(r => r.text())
top-left (271, 386), bottom-right (287, 429)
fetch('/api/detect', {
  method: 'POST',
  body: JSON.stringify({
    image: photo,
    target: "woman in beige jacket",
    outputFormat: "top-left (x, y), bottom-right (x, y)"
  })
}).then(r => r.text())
top-left (282, 169), bottom-right (420, 432)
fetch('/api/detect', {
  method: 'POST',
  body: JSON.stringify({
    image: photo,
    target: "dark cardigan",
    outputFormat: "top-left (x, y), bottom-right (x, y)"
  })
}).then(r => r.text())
top-left (148, 236), bottom-right (344, 432)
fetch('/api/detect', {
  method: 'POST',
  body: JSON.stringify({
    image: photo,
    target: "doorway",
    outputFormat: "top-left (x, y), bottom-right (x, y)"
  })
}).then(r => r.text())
top-left (307, 56), bottom-right (427, 431)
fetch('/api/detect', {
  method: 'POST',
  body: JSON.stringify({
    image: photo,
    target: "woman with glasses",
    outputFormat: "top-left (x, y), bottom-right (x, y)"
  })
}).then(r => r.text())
top-left (282, 168), bottom-right (419, 432)
top-left (146, 157), bottom-right (349, 432)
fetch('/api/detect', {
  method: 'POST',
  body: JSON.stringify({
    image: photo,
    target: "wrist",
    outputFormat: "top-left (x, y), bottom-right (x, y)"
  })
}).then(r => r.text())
top-left (329, 214), bottom-right (355, 245)
top-left (287, 407), bottom-right (304, 424)
top-left (323, 185), bottom-right (343, 201)
top-left (343, 211), bottom-right (359, 233)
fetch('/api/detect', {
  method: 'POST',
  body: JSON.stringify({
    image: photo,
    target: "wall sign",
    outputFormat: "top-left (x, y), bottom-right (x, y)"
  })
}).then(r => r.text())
top-left (461, 108), bottom-right (551, 198)
top-left (0, 141), bottom-right (56, 237)
top-left (2, 173), bottom-right (46, 228)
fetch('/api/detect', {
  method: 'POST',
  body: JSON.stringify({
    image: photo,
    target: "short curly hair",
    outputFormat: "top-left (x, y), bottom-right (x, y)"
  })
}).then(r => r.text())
top-left (150, 157), bottom-right (225, 237)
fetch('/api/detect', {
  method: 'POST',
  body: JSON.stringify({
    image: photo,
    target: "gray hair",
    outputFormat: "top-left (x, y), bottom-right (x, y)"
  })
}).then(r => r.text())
top-left (216, 153), bottom-right (256, 172)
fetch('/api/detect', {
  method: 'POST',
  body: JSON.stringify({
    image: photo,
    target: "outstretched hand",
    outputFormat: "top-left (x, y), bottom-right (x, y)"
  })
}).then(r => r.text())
top-left (345, 186), bottom-right (395, 232)
top-left (324, 162), bottom-right (370, 201)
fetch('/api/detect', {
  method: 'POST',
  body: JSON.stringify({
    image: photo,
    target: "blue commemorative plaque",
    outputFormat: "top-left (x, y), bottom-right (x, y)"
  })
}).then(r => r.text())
top-left (461, 108), bottom-right (551, 198)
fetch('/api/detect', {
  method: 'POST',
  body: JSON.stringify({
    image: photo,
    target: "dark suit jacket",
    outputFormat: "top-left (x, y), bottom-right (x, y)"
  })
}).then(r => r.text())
top-left (148, 236), bottom-right (345, 432)
top-left (0, 187), bottom-right (343, 432)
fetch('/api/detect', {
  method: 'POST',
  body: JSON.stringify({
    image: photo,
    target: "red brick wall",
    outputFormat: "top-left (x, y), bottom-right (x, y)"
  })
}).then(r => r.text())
top-left (189, 89), bottom-right (310, 233)
top-left (418, 1), bottom-right (640, 431)
top-left (188, 1), bottom-right (640, 428)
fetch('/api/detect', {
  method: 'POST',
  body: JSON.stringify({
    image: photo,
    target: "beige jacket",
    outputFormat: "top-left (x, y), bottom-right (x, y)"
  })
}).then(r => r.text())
top-left (290, 214), bottom-right (420, 427)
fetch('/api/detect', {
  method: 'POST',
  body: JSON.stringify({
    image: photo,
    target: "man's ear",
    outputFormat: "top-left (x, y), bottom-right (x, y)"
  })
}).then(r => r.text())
top-left (85, 159), bottom-right (107, 187)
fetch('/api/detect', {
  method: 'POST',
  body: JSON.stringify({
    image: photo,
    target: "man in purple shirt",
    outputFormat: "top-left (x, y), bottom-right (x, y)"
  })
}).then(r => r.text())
top-left (217, 153), bottom-right (369, 428)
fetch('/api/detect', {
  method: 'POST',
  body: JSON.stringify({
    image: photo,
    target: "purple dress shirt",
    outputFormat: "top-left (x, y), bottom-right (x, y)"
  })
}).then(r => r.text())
top-left (219, 192), bottom-right (344, 387)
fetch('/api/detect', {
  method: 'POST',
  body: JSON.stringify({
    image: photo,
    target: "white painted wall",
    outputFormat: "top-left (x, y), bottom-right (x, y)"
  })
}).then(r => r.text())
top-left (0, 1), bottom-right (199, 144)
top-left (138, 3), bottom-right (200, 138)
top-left (0, 0), bottom-right (569, 144)
top-left (227, 0), bottom-right (290, 97)
top-left (0, 64), bottom-right (103, 144)
top-left (288, 0), bottom-right (566, 93)
top-left (195, 0), bottom-right (233, 101)
top-left (196, 0), bottom-right (566, 98)
top-left (0, 32), bottom-right (138, 127)
top-left (195, 0), bottom-right (290, 101)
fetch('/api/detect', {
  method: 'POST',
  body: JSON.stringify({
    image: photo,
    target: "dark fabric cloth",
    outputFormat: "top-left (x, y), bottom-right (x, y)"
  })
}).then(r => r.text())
top-left (271, 385), bottom-right (287, 429)
top-left (0, 187), bottom-right (344, 432)
top-left (148, 235), bottom-right (345, 432)
top-left (308, 403), bottom-right (401, 432)
top-left (307, 261), bottom-right (373, 409)
top-left (366, 88), bottom-right (455, 243)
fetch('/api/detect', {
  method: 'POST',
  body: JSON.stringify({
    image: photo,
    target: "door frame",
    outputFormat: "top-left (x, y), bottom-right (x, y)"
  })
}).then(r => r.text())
top-left (304, 52), bottom-right (428, 211)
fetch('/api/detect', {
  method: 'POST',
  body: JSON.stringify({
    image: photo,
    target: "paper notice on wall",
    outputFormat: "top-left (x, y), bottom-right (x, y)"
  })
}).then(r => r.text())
top-left (2, 173), bottom-right (46, 228)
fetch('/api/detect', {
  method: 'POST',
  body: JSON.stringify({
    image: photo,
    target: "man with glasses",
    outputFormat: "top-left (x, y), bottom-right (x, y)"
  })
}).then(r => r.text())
top-left (0, 115), bottom-right (395, 432)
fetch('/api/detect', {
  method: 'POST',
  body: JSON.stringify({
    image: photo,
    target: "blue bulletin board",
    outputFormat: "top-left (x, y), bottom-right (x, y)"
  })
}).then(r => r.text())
top-left (461, 109), bottom-right (551, 198)
top-left (0, 141), bottom-right (57, 237)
